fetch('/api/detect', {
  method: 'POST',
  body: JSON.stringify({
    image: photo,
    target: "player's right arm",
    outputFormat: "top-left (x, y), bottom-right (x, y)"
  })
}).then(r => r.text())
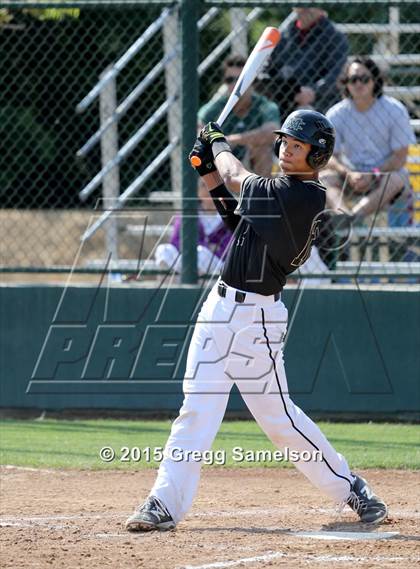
top-left (214, 150), bottom-right (251, 194)
top-left (200, 122), bottom-right (253, 194)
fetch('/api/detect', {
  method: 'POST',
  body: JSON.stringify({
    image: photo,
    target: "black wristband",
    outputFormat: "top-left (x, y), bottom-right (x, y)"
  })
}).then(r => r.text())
top-left (212, 140), bottom-right (233, 160)
top-left (209, 184), bottom-right (238, 213)
top-left (209, 183), bottom-right (236, 200)
top-left (209, 184), bottom-right (240, 232)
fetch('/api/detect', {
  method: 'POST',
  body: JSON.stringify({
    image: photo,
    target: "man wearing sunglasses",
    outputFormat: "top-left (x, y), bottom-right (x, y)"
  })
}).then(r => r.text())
top-left (198, 54), bottom-right (280, 177)
top-left (322, 56), bottom-right (416, 227)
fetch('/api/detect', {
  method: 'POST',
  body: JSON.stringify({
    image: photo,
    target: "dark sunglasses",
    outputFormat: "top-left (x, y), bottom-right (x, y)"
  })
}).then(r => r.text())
top-left (224, 76), bottom-right (239, 85)
top-left (345, 74), bottom-right (372, 85)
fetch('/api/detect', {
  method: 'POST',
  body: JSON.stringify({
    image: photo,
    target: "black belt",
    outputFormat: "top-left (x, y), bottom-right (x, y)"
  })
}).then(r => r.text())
top-left (217, 282), bottom-right (280, 303)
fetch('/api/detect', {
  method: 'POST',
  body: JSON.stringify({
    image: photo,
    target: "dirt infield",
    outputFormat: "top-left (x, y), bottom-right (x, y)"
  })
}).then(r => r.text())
top-left (1, 467), bottom-right (419, 568)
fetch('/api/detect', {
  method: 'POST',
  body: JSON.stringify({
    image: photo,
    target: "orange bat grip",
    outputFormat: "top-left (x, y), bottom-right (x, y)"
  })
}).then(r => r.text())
top-left (190, 155), bottom-right (202, 167)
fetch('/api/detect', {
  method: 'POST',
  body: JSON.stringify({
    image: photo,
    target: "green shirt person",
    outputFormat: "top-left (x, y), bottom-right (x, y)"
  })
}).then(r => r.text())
top-left (198, 54), bottom-right (280, 177)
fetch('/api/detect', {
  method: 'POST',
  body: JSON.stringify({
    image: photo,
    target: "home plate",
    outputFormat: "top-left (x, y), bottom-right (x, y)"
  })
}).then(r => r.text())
top-left (290, 530), bottom-right (399, 541)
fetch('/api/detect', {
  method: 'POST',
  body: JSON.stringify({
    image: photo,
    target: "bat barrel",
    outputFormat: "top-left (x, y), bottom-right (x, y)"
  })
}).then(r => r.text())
top-left (190, 26), bottom-right (281, 170)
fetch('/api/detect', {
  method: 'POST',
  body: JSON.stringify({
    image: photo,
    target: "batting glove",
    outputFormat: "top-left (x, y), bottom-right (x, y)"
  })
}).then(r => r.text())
top-left (189, 137), bottom-right (217, 176)
top-left (200, 122), bottom-right (233, 160)
top-left (200, 122), bottom-right (227, 145)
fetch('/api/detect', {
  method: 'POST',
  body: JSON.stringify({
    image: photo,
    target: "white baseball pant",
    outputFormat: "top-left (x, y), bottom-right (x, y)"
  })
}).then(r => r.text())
top-left (150, 281), bottom-right (353, 523)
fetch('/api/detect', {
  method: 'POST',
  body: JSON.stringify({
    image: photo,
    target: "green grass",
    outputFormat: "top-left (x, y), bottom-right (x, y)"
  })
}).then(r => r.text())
top-left (0, 419), bottom-right (419, 470)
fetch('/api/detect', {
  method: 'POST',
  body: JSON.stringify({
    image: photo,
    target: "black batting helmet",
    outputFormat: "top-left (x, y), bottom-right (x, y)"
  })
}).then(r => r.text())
top-left (274, 109), bottom-right (335, 170)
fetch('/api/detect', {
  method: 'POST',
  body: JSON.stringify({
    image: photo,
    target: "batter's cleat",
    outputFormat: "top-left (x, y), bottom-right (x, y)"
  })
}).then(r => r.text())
top-left (347, 474), bottom-right (388, 524)
top-left (125, 496), bottom-right (176, 532)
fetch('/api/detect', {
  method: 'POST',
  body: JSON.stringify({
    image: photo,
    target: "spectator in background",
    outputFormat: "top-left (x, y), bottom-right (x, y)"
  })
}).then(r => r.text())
top-left (262, 7), bottom-right (348, 116)
top-left (155, 179), bottom-right (233, 276)
top-left (322, 56), bottom-right (416, 227)
top-left (198, 54), bottom-right (280, 177)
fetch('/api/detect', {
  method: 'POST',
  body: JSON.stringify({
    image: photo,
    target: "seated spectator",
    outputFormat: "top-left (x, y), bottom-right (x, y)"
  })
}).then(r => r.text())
top-left (322, 56), bottom-right (416, 227)
top-left (198, 54), bottom-right (280, 177)
top-left (262, 7), bottom-right (348, 115)
top-left (154, 180), bottom-right (233, 276)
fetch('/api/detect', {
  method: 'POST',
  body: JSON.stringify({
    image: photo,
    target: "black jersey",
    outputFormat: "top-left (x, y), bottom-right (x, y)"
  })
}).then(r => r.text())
top-left (220, 174), bottom-right (326, 295)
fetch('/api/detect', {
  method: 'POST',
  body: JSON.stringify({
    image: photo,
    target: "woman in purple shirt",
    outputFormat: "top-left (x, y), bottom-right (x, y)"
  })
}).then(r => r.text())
top-left (155, 180), bottom-right (233, 275)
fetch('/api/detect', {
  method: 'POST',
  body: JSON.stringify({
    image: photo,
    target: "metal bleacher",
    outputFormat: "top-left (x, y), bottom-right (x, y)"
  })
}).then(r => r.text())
top-left (408, 144), bottom-right (420, 224)
top-left (78, 6), bottom-right (419, 280)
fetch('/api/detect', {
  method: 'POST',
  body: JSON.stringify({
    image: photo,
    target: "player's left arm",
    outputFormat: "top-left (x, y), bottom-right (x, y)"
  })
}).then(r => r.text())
top-left (200, 173), bottom-right (241, 232)
top-left (189, 137), bottom-right (241, 231)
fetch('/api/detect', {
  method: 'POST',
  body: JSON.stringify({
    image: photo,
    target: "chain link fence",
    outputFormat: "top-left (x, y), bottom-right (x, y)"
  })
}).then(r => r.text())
top-left (0, 0), bottom-right (419, 283)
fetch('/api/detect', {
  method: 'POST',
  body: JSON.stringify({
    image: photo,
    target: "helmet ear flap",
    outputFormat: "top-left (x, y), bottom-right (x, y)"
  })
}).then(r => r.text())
top-left (307, 148), bottom-right (329, 170)
top-left (274, 136), bottom-right (281, 157)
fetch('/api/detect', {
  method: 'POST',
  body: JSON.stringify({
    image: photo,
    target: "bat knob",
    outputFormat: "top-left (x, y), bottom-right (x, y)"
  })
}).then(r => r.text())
top-left (190, 155), bottom-right (202, 167)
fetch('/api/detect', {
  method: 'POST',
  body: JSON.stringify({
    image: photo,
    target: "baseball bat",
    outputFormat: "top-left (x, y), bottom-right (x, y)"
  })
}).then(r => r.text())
top-left (190, 26), bottom-right (281, 168)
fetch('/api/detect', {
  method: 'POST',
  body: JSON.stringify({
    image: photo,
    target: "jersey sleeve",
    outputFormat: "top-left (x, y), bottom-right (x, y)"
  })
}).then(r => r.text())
top-left (237, 175), bottom-right (279, 218)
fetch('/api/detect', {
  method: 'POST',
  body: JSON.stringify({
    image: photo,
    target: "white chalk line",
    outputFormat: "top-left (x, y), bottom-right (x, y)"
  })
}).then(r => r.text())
top-left (79, 529), bottom-right (401, 543)
top-left (85, 532), bottom-right (129, 539)
top-left (290, 530), bottom-right (399, 541)
top-left (2, 465), bottom-right (70, 475)
top-left (2, 516), bottom-right (405, 545)
top-left (1, 506), bottom-right (419, 526)
top-left (0, 508), bottom-right (301, 525)
top-left (1, 507), bottom-right (418, 543)
top-left (180, 550), bottom-right (420, 569)
top-left (192, 506), bottom-right (319, 518)
top-left (191, 507), bottom-right (420, 519)
top-left (0, 522), bottom-right (69, 530)
top-left (181, 552), bottom-right (284, 569)
top-left (0, 513), bottom-right (120, 522)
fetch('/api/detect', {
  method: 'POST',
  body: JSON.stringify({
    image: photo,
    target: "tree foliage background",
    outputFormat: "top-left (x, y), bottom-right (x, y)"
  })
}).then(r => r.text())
top-left (0, 3), bottom-right (418, 208)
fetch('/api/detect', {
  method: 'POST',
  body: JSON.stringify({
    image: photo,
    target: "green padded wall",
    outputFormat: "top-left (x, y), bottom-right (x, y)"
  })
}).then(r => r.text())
top-left (1, 284), bottom-right (419, 416)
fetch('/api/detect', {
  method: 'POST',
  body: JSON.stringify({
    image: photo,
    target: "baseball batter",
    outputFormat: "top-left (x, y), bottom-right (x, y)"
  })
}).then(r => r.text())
top-left (126, 110), bottom-right (387, 531)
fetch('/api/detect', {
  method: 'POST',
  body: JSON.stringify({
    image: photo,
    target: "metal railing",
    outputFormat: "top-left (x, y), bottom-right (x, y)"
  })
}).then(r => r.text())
top-left (76, 5), bottom-right (268, 244)
top-left (82, 138), bottom-right (179, 241)
top-left (77, 8), bottom-right (220, 162)
top-left (76, 8), bottom-right (173, 113)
